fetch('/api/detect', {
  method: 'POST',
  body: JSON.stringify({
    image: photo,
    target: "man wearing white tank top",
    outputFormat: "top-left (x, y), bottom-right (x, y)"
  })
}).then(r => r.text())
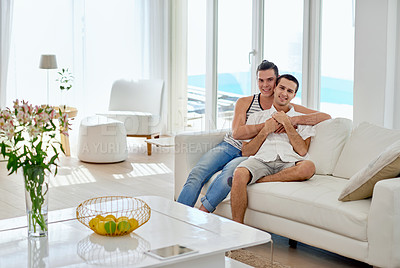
top-left (177, 61), bottom-right (330, 213)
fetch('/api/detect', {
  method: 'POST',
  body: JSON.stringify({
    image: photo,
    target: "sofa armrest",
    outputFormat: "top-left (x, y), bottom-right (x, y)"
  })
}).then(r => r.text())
top-left (367, 178), bottom-right (400, 267)
top-left (174, 129), bottom-right (228, 200)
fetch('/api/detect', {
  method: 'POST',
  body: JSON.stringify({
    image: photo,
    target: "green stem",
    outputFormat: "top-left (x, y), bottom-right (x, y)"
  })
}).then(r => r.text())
top-left (24, 166), bottom-right (48, 234)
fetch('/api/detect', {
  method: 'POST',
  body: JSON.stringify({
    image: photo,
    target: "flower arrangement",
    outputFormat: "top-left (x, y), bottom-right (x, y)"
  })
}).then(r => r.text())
top-left (0, 100), bottom-right (70, 236)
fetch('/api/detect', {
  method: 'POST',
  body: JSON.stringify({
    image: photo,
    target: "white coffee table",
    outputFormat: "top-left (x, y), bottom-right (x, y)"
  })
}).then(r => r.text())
top-left (0, 196), bottom-right (271, 267)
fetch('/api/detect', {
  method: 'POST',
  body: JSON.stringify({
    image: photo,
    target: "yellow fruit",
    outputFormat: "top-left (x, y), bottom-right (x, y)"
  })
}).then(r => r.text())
top-left (89, 217), bottom-right (100, 231)
top-left (117, 216), bottom-right (129, 222)
top-left (95, 215), bottom-right (105, 221)
top-left (117, 220), bottom-right (131, 233)
top-left (104, 215), bottom-right (117, 222)
top-left (128, 218), bottom-right (139, 232)
top-left (104, 220), bottom-right (117, 235)
top-left (96, 220), bottom-right (107, 235)
top-left (115, 217), bottom-right (129, 235)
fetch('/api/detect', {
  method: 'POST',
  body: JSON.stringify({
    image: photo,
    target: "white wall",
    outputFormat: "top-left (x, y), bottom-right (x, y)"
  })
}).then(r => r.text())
top-left (395, 2), bottom-right (400, 130)
top-left (353, 0), bottom-right (400, 129)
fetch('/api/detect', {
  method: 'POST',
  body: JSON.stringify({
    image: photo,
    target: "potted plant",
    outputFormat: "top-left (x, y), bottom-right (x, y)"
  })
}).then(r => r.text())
top-left (0, 100), bottom-right (70, 237)
top-left (56, 68), bottom-right (74, 111)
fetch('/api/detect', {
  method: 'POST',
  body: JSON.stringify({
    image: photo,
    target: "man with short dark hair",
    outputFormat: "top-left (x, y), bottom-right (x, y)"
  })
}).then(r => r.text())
top-left (231, 74), bottom-right (316, 223)
top-left (177, 60), bottom-right (330, 215)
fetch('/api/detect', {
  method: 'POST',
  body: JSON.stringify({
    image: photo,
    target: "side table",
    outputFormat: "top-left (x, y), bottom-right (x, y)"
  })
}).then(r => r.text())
top-left (145, 136), bottom-right (175, 149)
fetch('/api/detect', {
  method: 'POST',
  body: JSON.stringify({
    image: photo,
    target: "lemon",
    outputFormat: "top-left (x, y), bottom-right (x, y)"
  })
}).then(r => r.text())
top-left (117, 220), bottom-right (131, 233)
top-left (89, 217), bottom-right (100, 231)
top-left (117, 216), bottom-right (129, 222)
top-left (128, 218), bottom-right (139, 232)
top-left (104, 214), bottom-right (117, 222)
top-left (95, 215), bottom-right (105, 221)
top-left (96, 220), bottom-right (107, 235)
top-left (104, 220), bottom-right (117, 235)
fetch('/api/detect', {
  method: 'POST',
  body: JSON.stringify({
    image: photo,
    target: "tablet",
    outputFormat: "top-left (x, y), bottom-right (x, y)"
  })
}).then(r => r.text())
top-left (145, 244), bottom-right (198, 260)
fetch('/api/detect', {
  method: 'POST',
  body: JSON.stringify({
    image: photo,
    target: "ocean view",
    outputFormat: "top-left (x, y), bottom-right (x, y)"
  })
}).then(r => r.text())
top-left (188, 72), bottom-right (353, 107)
top-left (186, 72), bottom-right (354, 128)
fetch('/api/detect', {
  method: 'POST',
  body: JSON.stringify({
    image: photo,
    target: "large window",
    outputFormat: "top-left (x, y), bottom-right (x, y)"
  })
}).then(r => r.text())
top-left (186, 0), bottom-right (354, 132)
top-left (263, 0), bottom-right (304, 104)
top-left (186, 0), bottom-right (253, 131)
top-left (320, 0), bottom-right (354, 119)
top-left (216, 0), bottom-right (252, 129)
top-left (186, 0), bottom-right (207, 131)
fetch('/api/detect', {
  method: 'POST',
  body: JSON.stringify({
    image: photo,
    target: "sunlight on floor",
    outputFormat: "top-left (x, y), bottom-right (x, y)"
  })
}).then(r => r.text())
top-left (50, 166), bottom-right (96, 187)
top-left (118, 163), bottom-right (172, 178)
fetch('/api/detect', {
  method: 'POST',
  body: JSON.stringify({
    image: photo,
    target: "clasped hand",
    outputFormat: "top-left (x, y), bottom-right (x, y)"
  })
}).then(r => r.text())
top-left (265, 112), bottom-right (296, 134)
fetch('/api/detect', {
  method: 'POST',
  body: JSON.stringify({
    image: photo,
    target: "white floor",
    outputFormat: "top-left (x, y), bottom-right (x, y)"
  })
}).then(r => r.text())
top-left (0, 129), bottom-right (371, 268)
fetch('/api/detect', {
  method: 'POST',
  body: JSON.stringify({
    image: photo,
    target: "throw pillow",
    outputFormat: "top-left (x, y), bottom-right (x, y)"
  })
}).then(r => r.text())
top-left (333, 122), bottom-right (400, 179)
top-left (308, 118), bottom-right (352, 175)
top-left (338, 140), bottom-right (400, 201)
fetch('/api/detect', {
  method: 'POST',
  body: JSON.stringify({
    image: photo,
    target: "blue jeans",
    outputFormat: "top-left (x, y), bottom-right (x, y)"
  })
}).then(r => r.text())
top-left (200, 156), bottom-right (247, 212)
top-left (177, 141), bottom-right (247, 212)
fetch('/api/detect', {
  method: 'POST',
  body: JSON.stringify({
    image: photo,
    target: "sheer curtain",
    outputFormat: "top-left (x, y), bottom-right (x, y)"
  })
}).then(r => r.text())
top-left (7, 0), bottom-right (73, 107)
top-left (79, 0), bottom-right (146, 115)
top-left (80, 0), bottom-right (169, 130)
top-left (137, 0), bottom-right (170, 133)
top-left (168, 0), bottom-right (188, 133)
top-left (7, 0), bottom-right (170, 131)
top-left (0, 0), bottom-right (13, 108)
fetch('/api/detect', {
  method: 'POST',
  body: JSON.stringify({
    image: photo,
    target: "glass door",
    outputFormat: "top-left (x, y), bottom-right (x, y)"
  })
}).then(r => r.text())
top-left (186, 0), bottom-right (207, 131)
top-left (186, 0), bottom-right (254, 131)
top-left (263, 0), bottom-right (304, 104)
top-left (216, 0), bottom-right (253, 129)
top-left (320, 0), bottom-right (354, 119)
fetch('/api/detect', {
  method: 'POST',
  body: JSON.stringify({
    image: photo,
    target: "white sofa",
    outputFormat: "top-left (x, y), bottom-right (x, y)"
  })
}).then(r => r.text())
top-left (174, 118), bottom-right (400, 268)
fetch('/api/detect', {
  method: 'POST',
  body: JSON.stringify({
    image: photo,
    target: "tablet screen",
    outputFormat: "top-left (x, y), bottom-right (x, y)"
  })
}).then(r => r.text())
top-left (145, 244), bottom-right (198, 260)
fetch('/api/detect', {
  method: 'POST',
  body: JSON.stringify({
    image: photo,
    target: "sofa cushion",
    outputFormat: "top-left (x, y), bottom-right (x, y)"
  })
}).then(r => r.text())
top-left (338, 140), bottom-right (400, 201)
top-left (308, 118), bottom-right (352, 175)
top-left (246, 175), bottom-right (370, 241)
top-left (333, 122), bottom-right (400, 179)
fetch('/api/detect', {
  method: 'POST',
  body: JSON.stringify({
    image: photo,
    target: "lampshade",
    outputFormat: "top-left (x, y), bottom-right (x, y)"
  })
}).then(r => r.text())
top-left (39, 54), bottom-right (58, 69)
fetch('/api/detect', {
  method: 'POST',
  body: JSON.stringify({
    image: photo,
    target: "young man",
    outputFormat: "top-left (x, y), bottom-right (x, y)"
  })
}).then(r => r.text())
top-left (230, 74), bottom-right (316, 223)
top-left (177, 60), bottom-right (329, 214)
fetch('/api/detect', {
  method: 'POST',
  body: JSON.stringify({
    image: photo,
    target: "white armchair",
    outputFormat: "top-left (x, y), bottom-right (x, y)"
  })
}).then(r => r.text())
top-left (98, 79), bottom-right (164, 155)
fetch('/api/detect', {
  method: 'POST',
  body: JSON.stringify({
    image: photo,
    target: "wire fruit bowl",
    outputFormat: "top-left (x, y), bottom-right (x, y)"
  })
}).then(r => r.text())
top-left (76, 196), bottom-right (151, 236)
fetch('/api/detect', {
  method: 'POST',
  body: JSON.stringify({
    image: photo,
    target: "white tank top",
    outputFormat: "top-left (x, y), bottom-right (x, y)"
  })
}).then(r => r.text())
top-left (223, 93), bottom-right (263, 150)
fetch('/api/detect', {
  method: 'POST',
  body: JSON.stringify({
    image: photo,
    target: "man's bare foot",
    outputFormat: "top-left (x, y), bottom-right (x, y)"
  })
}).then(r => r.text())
top-left (199, 204), bottom-right (210, 213)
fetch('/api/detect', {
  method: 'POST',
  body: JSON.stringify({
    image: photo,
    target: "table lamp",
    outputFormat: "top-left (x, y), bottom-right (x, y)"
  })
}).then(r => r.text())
top-left (39, 54), bottom-right (58, 104)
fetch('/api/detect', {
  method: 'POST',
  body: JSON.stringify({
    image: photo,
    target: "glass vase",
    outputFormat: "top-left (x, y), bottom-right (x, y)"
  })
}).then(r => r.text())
top-left (60, 89), bottom-right (68, 112)
top-left (23, 165), bottom-right (49, 237)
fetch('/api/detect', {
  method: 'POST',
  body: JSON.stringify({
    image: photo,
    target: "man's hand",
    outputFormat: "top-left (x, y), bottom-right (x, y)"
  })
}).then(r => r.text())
top-left (264, 117), bottom-right (280, 134)
top-left (272, 111), bottom-right (291, 126)
top-left (242, 118), bottom-right (279, 157)
top-left (273, 113), bottom-right (297, 134)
